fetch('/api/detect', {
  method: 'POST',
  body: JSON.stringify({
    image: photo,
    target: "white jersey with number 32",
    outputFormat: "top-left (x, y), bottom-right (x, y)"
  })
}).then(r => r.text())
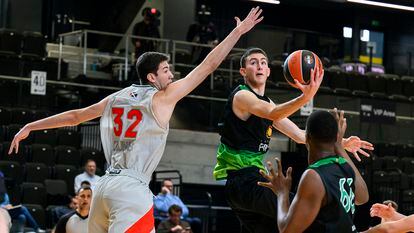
top-left (99, 85), bottom-right (169, 180)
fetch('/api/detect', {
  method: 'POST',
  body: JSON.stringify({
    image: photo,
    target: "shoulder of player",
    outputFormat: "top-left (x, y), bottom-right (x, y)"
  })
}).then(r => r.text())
top-left (297, 169), bottom-right (324, 196)
top-left (233, 90), bottom-right (257, 104)
top-left (152, 89), bottom-right (171, 106)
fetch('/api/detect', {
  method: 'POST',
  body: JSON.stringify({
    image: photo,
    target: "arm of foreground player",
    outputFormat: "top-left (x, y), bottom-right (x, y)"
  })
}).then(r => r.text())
top-left (273, 117), bottom-right (373, 161)
top-left (258, 159), bottom-right (325, 233)
top-left (332, 109), bottom-right (369, 204)
top-left (362, 214), bottom-right (414, 233)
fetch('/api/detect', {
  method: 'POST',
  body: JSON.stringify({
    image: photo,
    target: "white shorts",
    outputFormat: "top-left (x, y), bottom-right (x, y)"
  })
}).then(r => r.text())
top-left (88, 169), bottom-right (155, 233)
top-left (0, 208), bottom-right (11, 233)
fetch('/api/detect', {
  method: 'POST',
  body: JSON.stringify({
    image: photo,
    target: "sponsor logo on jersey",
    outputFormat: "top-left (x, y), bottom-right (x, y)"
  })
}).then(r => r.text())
top-left (266, 126), bottom-right (272, 138)
top-left (258, 143), bottom-right (269, 152)
top-left (129, 90), bottom-right (139, 98)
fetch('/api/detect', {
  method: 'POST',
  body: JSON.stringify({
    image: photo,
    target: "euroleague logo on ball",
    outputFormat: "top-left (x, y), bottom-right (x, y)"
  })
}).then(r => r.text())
top-left (283, 50), bottom-right (322, 88)
top-left (304, 54), bottom-right (314, 65)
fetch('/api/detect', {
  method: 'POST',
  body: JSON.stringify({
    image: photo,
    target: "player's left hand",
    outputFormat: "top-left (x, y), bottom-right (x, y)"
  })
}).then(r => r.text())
top-left (370, 203), bottom-right (397, 220)
top-left (234, 6), bottom-right (264, 35)
top-left (258, 158), bottom-right (292, 196)
top-left (343, 136), bottom-right (373, 162)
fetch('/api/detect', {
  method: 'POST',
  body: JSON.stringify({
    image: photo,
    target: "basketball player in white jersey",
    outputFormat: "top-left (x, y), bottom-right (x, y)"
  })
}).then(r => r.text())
top-left (8, 7), bottom-right (264, 233)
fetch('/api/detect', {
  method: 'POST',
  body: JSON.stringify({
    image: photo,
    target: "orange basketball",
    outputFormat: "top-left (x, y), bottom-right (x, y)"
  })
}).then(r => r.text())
top-left (283, 50), bottom-right (322, 88)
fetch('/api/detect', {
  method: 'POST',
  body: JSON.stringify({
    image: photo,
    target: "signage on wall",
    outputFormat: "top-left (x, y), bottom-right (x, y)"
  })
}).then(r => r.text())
top-left (360, 99), bottom-right (396, 124)
top-left (31, 71), bottom-right (47, 95)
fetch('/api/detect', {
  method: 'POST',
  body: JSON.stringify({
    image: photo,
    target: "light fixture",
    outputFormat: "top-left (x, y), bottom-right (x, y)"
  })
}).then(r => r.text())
top-left (250, 0), bottom-right (280, 5)
top-left (347, 0), bottom-right (414, 12)
top-left (343, 27), bottom-right (352, 38)
top-left (360, 29), bottom-right (370, 42)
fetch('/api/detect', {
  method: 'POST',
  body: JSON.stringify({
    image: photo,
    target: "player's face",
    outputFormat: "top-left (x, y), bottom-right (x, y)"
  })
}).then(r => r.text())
top-left (240, 53), bottom-right (270, 87)
top-left (153, 61), bottom-right (174, 90)
top-left (78, 189), bottom-right (92, 210)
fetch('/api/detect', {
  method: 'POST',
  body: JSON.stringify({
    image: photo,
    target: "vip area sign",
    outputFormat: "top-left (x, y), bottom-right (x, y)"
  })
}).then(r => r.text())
top-left (31, 71), bottom-right (47, 95)
top-left (360, 99), bottom-right (396, 124)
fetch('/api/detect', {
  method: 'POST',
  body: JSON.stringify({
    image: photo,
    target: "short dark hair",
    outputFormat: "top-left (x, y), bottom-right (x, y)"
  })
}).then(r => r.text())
top-left (240, 47), bottom-right (268, 68)
top-left (85, 159), bottom-right (96, 166)
top-left (306, 110), bottom-right (338, 144)
top-left (136, 52), bottom-right (170, 84)
top-left (168, 204), bottom-right (182, 215)
top-left (80, 180), bottom-right (91, 187)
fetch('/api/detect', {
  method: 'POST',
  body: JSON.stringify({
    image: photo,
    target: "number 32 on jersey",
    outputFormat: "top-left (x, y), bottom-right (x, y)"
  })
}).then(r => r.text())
top-left (111, 107), bottom-right (143, 139)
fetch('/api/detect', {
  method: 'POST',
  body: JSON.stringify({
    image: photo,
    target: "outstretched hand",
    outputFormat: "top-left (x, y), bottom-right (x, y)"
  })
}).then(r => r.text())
top-left (234, 6), bottom-right (264, 35)
top-left (343, 136), bottom-right (373, 162)
top-left (331, 108), bottom-right (373, 161)
top-left (8, 126), bottom-right (30, 155)
top-left (258, 158), bottom-right (292, 196)
top-left (370, 203), bottom-right (397, 220)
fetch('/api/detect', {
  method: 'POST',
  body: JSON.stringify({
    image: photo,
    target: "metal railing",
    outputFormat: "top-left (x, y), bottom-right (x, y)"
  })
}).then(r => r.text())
top-left (56, 29), bottom-right (247, 89)
top-left (57, 29), bottom-right (170, 81)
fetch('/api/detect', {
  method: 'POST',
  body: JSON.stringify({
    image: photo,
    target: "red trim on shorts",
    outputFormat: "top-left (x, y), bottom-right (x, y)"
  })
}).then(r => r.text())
top-left (125, 206), bottom-right (154, 233)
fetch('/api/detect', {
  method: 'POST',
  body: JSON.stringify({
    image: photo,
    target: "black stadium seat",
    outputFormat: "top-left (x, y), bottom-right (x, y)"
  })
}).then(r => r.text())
top-left (25, 163), bottom-right (49, 183)
top-left (24, 204), bottom-right (46, 229)
top-left (44, 179), bottom-right (68, 206)
top-left (22, 31), bottom-right (46, 58)
top-left (57, 129), bottom-right (81, 148)
top-left (33, 129), bottom-right (57, 146)
top-left (54, 165), bottom-right (78, 194)
top-left (21, 182), bottom-right (46, 207)
top-left (55, 145), bottom-right (81, 167)
top-left (31, 144), bottom-right (55, 166)
top-left (0, 29), bottom-right (22, 55)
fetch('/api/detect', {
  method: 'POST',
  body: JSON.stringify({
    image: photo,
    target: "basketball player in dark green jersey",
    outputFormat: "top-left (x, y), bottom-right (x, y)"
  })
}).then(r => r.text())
top-left (259, 109), bottom-right (369, 233)
top-left (213, 47), bottom-right (373, 233)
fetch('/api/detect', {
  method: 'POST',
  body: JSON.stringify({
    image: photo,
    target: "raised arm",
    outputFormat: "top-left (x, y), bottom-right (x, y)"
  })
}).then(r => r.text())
top-left (273, 118), bottom-right (306, 144)
top-left (332, 109), bottom-right (369, 205)
top-left (370, 203), bottom-right (406, 222)
top-left (362, 214), bottom-right (414, 233)
top-left (233, 66), bottom-right (322, 122)
top-left (162, 7), bottom-right (263, 105)
top-left (8, 97), bottom-right (109, 154)
top-left (273, 117), bottom-right (373, 160)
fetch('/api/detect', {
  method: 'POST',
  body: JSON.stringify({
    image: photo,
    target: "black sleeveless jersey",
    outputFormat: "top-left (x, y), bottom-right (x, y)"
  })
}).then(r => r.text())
top-left (218, 84), bottom-right (273, 153)
top-left (305, 156), bottom-right (358, 233)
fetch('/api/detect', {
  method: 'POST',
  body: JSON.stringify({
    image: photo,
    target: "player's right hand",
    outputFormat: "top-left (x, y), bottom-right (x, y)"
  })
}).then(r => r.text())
top-left (234, 6), bottom-right (264, 35)
top-left (8, 125), bottom-right (31, 155)
top-left (296, 64), bottom-right (323, 100)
